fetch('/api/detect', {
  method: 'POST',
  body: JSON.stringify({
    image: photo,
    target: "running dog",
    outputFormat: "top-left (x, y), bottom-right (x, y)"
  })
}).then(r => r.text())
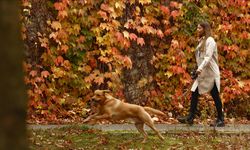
top-left (83, 90), bottom-right (165, 143)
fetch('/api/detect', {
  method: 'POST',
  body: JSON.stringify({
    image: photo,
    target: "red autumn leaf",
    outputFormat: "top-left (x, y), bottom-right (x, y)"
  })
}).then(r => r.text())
top-left (61, 45), bottom-right (69, 53)
top-left (242, 80), bottom-right (250, 92)
top-left (39, 37), bottom-right (49, 48)
top-left (98, 56), bottom-right (110, 63)
top-left (129, 33), bottom-right (137, 41)
top-left (146, 26), bottom-right (156, 34)
top-left (137, 37), bottom-right (145, 46)
top-left (172, 66), bottom-right (184, 74)
top-left (35, 77), bottom-right (43, 83)
top-left (54, 2), bottom-right (65, 11)
top-left (164, 28), bottom-right (172, 35)
top-left (104, 72), bottom-right (113, 78)
top-left (82, 65), bottom-right (92, 74)
top-left (84, 73), bottom-right (96, 83)
top-left (123, 39), bottom-right (131, 49)
top-left (171, 39), bottom-right (179, 49)
top-left (41, 71), bottom-right (50, 78)
top-left (116, 90), bottom-right (124, 98)
top-left (156, 30), bottom-right (164, 38)
top-left (29, 70), bottom-right (37, 77)
top-left (116, 32), bottom-right (124, 43)
top-left (58, 10), bottom-right (68, 20)
top-left (111, 47), bottom-right (120, 55)
top-left (77, 35), bottom-right (86, 43)
top-left (62, 0), bottom-right (70, 5)
top-left (123, 56), bottom-right (132, 69)
top-left (239, 31), bottom-right (249, 39)
top-left (160, 5), bottom-right (170, 15)
top-left (49, 32), bottom-right (58, 40)
top-left (170, 1), bottom-right (179, 8)
top-left (136, 26), bottom-right (144, 33)
top-left (63, 60), bottom-right (71, 70)
top-left (55, 56), bottom-right (64, 66)
top-left (89, 58), bottom-right (97, 68)
top-left (171, 10), bottom-right (179, 18)
top-left (100, 4), bottom-right (111, 12)
top-left (150, 90), bottom-right (158, 96)
top-left (97, 11), bottom-right (108, 20)
top-left (94, 76), bottom-right (104, 85)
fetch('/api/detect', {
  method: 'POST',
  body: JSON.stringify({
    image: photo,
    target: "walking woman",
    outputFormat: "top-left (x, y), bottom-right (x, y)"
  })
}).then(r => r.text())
top-left (178, 22), bottom-right (225, 127)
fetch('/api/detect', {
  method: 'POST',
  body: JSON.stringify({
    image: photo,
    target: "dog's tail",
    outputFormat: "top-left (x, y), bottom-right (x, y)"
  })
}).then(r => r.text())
top-left (143, 107), bottom-right (166, 116)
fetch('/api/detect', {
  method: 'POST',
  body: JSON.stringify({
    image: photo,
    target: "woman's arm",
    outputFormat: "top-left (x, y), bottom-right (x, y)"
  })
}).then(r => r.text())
top-left (197, 37), bottom-right (216, 73)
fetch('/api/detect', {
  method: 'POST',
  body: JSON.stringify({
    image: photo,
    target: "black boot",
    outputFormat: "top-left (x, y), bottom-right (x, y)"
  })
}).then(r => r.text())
top-left (214, 119), bottom-right (225, 127)
top-left (210, 113), bottom-right (225, 127)
top-left (210, 119), bottom-right (225, 127)
top-left (210, 85), bottom-right (225, 127)
top-left (177, 113), bottom-right (194, 125)
top-left (178, 89), bottom-right (199, 125)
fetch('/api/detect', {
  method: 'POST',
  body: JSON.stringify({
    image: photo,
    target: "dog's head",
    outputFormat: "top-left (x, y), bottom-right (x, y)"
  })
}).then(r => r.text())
top-left (92, 90), bottom-right (111, 102)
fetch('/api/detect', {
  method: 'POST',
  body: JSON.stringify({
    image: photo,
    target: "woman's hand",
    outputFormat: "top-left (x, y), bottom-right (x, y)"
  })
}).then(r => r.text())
top-left (196, 69), bottom-right (202, 75)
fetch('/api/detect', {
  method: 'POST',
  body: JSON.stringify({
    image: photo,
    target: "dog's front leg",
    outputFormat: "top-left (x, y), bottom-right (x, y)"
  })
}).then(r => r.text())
top-left (84, 113), bottom-right (111, 124)
top-left (87, 114), bottom-right (111, 125)
top-left (91, 113), bottom-right (111, 120)
top-left (83, 112), bottom-right (100, 123)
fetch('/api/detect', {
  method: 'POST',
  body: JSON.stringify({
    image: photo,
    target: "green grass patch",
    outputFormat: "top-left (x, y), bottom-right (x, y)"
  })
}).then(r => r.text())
top-left (28, 125), bottom-right (250, 149)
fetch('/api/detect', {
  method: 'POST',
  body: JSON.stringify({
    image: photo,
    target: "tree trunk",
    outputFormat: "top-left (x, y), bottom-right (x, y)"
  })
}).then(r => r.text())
top-left (0, 1), bottom-right (28, 149)
top-left (22, 0), bottom-right (54, 65)
top-left (123, 39), bottom-right (156, 105)
top-left (121, 2), bottom-right (158, 105)
top-left (121, 2), bottom-right (174, 105)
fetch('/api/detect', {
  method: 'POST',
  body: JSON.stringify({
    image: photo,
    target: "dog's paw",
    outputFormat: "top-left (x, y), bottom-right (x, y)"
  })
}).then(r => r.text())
top-left (141, 139), bottom-right (147, 144)
top-left (160, 136), bottom-right (165, 140)
top-left (88, 120), bottom-right (97, 125)
top-left (83, 119), bottom-right (90, 123)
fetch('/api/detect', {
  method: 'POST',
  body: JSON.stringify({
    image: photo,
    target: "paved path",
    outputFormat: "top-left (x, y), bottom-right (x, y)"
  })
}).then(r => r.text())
top-left (28, 124), bottom-right (250, 133)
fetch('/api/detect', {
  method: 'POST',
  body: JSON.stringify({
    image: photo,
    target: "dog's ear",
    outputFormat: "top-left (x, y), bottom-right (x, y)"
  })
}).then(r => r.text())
top-left (102, 90), bottom-right (110, 93)
top-left (104, 93), bottom-right (113, 99)
top-left (94, 89), bottom-right (110, 96)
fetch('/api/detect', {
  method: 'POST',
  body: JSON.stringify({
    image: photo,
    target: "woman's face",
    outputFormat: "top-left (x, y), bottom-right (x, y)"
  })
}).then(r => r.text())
top-left (197, 24), bottom-right (204, 37)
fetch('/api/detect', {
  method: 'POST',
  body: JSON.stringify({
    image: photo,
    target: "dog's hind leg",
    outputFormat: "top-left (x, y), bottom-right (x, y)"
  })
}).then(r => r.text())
top-left (138, 111), bottom-right (164, 141)
top-left (135, 122), bottom-right (148, 143)
top-left (143, 118), bottom-right (164, 141)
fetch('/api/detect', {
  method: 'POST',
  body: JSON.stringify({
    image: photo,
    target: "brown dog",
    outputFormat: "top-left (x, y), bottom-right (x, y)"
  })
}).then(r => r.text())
top-left (83, 90), bottom-right (165, 143)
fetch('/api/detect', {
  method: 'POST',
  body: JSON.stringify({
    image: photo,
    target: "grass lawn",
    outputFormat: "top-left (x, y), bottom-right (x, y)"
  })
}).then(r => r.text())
top-left (28, 125), bottom-right (250, 150)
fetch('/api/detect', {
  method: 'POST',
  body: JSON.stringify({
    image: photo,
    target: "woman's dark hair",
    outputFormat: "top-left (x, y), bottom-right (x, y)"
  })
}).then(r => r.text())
top-left (199, 21), bottom-right (211, 38)
top-left (199, 21), bottom-right (212, 51)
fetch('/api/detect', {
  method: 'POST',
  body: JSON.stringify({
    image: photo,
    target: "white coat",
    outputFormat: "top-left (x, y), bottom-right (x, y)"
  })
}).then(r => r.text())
top-left (191, 36), bottom-right (220, 94)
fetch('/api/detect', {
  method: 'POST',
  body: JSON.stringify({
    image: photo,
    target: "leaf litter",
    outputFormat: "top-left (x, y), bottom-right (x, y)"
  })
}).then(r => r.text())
top-left (28, 125), bottom-right (250, 150)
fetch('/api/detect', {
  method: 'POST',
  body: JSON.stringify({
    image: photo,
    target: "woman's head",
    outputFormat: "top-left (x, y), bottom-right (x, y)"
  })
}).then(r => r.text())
top-left (197, 21), bottom-right (211, 38)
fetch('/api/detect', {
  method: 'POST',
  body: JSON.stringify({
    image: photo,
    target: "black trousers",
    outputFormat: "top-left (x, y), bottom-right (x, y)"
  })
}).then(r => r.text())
top-left (189, 83), bottom-right (224, 120)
